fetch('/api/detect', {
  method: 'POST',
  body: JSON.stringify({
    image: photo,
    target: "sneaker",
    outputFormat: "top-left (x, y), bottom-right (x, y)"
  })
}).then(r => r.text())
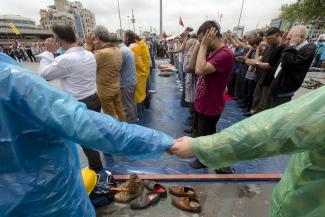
top-left (189, 159), bottom-right (207, 169)
top-left (93, 170), bottom-right (115, 195)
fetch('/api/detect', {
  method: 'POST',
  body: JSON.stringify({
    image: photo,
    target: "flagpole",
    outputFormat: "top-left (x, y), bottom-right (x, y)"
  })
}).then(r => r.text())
top-left (160, 0), bottom-right (163, 37)
top-left (237, 0), bottom-right (245, 29)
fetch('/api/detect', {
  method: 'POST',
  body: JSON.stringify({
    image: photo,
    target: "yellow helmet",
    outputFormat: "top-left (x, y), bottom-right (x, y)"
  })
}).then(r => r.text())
top-left (81, 168), bottom-right (97, 195)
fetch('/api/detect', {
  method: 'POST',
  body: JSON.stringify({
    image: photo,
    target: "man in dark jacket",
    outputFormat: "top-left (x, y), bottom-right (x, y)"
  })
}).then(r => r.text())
top-left (270, 25), bottom-right (316, 107)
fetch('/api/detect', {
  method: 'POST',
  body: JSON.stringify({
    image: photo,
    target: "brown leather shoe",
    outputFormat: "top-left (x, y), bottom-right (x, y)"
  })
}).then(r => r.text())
top-left (171, 196), bottom-right (201, 213)
top-left (130, 192), bottom-right (160, 209)
top-left (114, 174), bottom-right (144, 203)
top-left (169, 186), bottom-right (196, 197)
top-left (143, 180), bottom-right (167, 198)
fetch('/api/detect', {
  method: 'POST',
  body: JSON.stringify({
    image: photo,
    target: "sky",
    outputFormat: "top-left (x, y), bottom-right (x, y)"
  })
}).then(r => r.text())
top-left (0, 0), bottom-right (294, 35)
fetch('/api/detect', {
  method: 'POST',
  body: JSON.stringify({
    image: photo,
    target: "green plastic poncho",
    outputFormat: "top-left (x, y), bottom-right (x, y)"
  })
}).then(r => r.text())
top-left (192, 86), bottom-right (325, 217)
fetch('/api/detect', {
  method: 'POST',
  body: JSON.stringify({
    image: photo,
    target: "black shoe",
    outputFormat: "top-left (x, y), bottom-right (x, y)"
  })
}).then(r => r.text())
top-left (215, 167), bottom-right (234, 174)
top-left (243, 112), bottom-right (252, 117)
top-left (241, 107), bottom-right (250, 113)
top-left (189, 159), bottom-right (207, 169)
top-left (238, 104), bottom-right (246, 108)
top-left (184, 128), bottom-right (193, 134)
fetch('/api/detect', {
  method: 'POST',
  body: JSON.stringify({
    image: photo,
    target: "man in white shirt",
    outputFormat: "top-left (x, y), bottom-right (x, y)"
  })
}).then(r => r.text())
top-left (37, 23), bottom-right (109, 194)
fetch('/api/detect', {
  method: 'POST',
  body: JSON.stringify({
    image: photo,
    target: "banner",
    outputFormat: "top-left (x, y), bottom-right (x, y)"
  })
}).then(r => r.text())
top-left (9, 23), bottom-right (20, 35)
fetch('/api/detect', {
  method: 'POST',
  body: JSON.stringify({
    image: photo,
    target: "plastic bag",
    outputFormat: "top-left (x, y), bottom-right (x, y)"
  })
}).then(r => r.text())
top-left (0, 53), bottom-right (173, 216)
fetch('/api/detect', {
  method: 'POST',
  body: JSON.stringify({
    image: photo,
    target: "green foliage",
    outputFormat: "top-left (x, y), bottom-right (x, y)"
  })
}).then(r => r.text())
top-left (280, 0), bottom-right (325, 28)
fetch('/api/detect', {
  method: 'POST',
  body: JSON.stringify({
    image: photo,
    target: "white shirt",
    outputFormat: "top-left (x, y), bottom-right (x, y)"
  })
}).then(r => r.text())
top-left (37, 47), bottom-right (97, 100)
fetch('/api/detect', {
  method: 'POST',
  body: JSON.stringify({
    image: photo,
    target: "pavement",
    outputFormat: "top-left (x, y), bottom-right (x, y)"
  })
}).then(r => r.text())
top-left (96, 182), bottom-right (276, 217)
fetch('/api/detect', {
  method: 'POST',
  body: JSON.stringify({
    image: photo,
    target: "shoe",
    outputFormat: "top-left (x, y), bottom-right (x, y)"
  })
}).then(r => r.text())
top-left (93, 170), bottom-right (116, 195)
top-left (130, 192), bottom-right (160, 209)
top-left (114, 174), bottom-right (144, 203)
top-left (184, 128), bottom-right (193, 134)
top-left (215, 167), bottom-right (234, 174)
top-left (144, 180), bottom-right (167, 198)
top-left (243, 112), bottom-right (252, 117)
top-left (241, 107), bottom-right (250, 113)
top-left (189, 158), bottom-right (207, 169)
top-left (169, 186), bottom-right (197, 198)
top-left (238, 104), bottom-right (246, 108)
top-left (171, 196), bottom-right (201, 213)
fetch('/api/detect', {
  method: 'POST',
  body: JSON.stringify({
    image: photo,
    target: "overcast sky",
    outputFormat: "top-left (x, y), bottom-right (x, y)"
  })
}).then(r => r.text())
top-left (1, 0), bottom-right (293, 34)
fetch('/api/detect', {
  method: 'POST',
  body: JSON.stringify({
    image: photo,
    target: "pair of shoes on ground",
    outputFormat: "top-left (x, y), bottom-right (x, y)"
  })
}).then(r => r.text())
top-left (114, 174), bottom-right (167, 210)
top-left (169, 186), bottom-right (201, 213)
top-left (130, 180), bottom-right (167, 209)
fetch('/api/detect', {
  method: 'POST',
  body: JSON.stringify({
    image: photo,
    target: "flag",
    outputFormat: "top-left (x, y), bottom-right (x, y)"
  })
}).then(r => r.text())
top-left (162, 31), bottom-right (167, 40)
top-left (150, 26), bottom-right (158, 33)
top-left (9, 23), bottom-right (20, 35)
top-left (152, 26), bottom-right (158, 33)
top-left (179, 17), bottom-right (184, 27)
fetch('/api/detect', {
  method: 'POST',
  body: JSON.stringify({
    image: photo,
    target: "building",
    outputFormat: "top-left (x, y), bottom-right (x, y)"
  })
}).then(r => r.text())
top-left (270, 18), bottom-right (325, 40)
top-left (270, 18), bottom-right (286, 31)
top-left (0, 14), bottom-right (51, 45)
top-left (233, 26), bottom-right (245, 38)
top-left (116, 29), bottom-right (124, 39)
top-left (302, 24), bottom-right (325, 40)
top-left (40, 0), bottom-right (96, 41)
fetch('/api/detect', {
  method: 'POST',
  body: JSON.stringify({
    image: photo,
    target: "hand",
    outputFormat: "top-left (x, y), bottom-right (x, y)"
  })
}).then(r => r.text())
top-left (245, 59), bottom-right (257, 65)
top-left (280, 32), bottom-right (289, 46)
top-left (201, 27), bottom-right (218, 47)
top-left (288, 28), bottom-right (303, 46)
top-left (86, 32), bottom-right (95, 47)
top-left (289, 34), bottom-right (302, 46)
top-left (231, 32), bottom-right (238, 39)
top-left (166, 136), bottom-right (194, 158)
top-left (236, 56), bottom-right (247, 62)
top-left (44, 38), bottom-right (59, 53)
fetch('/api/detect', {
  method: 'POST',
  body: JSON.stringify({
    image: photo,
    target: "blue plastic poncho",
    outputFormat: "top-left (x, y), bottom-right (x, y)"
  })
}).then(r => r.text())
top-left (0, 53), bottom-right (173, 216)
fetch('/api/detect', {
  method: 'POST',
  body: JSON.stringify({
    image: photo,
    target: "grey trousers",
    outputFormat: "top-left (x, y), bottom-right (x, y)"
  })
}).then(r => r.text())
top-left (251, 84), bottom-right (272, 114)
top-left (121, 86), bottom-right (138, 123)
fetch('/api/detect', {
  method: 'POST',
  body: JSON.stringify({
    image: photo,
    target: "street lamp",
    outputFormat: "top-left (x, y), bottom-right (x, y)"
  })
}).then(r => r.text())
top-left (139, 26), bottom-right (142, 35)
top-left (117, 0), bottom-right (122, 30)
top-left (127, 15), bottom-right (130, 30)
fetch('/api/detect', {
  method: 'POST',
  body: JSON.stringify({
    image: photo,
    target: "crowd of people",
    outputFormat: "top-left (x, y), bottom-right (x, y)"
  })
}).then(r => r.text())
top-left (1, 19), bottom-right (325, 217)
top-left (0, 43), bottom-right (42, 62)
top-left (165, 22), bottom-right (318, 172)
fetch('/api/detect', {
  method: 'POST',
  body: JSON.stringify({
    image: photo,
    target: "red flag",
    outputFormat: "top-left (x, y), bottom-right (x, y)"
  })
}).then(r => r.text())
top-left (162, 31), bottom-right (167, 40)
top-left (179, 17), bottom-right (184, 27)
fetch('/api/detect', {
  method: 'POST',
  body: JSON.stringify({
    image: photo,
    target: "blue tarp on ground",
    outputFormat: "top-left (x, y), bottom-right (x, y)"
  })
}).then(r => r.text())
top-left (79, 62), bottom-right (289, 174)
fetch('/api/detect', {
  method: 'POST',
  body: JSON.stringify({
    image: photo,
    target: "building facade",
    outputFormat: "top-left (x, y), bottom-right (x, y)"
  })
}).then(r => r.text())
top-left (270, 18), bottom-right (325, 40)
top-left (0, 14), bottom-right (51, 45)
top-left (40, 0), bottom-right (96, 41)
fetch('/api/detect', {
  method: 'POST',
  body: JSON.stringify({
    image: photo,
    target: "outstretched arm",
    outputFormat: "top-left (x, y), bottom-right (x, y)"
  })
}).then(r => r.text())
top-left (9, 69), bottom-right (174, 156)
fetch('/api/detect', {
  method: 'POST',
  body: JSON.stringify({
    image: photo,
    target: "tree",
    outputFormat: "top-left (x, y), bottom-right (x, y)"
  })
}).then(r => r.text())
top-left (280, 0), bottom-right (325, 29)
